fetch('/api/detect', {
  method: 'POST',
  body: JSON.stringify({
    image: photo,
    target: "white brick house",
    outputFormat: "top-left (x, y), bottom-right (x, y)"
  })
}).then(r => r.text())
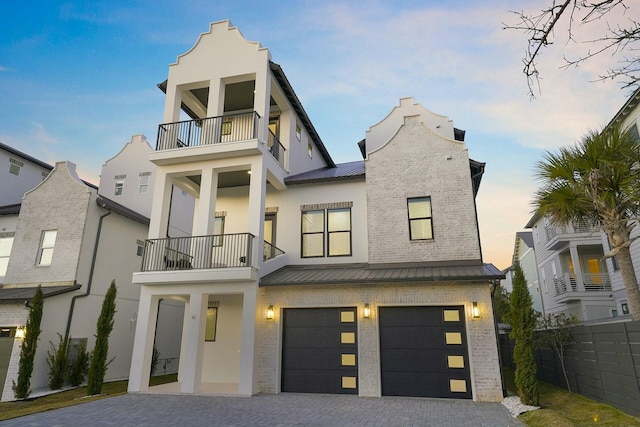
top-left (0, 141), bottom-right (184, 401)
top-left (128, 21), bottom-right (504, 402)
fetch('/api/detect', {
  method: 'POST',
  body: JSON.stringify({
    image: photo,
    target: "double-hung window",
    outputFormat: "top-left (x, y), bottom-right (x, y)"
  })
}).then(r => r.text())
top-left (38, 230), bottom-right (57, 266)
top-left (139, 172), bottom-right (151, 194)
top-left (0, 233), bottom-right (14, 276)
top-left (301, 205), bottom-right (352, 257)
top-left (407, 197), bottom-right (433, 240)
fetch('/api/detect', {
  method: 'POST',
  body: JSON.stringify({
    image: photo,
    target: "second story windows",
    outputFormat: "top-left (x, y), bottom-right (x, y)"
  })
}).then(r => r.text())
top-left (9, 158), bottom-right (23, 176)
top-left (139, 172), bottom-right (151, 194)
top-left (407, 197), bottom-right (433, 240)
top-left (37, 229), bottom-right (57, 266)
top-left (301, 203), bottom-right (352, 258)
top-left (0, 232), bottom-right (14, 277)
top-left (114, 174), bottom-right (126, 196)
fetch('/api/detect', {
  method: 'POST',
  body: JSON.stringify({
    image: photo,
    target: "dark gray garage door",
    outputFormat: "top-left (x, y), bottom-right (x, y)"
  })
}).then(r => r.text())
top-left (281, 307), bottom-right (358, 394)
top-left (379, 306), bottom-right (471, 399)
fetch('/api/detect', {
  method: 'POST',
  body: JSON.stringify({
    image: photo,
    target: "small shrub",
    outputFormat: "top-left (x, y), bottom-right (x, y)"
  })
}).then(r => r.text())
top-left (68, 340), bottom-right (90, 387)
top-left (151, 347), bottom-right (160, 376)
top-left (46, 333), bottom-right (69, 390)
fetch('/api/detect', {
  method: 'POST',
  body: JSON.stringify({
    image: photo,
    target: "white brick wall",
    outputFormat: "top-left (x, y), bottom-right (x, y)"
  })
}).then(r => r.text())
top-left (4, 162), bottom-right (92, 286)
top-left (366, 116), bottom-right (481, 264)
top-left (256, 282), bottom-right (503, 402)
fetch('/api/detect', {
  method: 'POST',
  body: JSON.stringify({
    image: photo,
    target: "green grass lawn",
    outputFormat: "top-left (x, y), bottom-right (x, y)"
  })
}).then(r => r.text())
top-left (0, 374), bottom-right (177, 421)
top-left (503, 368), bottom-right (640, 427)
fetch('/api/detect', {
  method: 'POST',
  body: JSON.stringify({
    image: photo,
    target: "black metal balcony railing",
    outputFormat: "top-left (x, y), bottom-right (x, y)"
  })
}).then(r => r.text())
top-left (141, 233), bottom-right (254, 272)
top-left (267, 130), bottom-right (286, 167)
top-left (156, 112), bottom-right (259, 151)
top-left (263, 241), bottom-right (285, 261)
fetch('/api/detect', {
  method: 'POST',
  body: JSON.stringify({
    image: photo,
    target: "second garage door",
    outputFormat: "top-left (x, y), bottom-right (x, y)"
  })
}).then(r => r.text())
top-left (281, 307), bottom-right (358, 394)
top-left (379, 306), bottom-right (471, 399)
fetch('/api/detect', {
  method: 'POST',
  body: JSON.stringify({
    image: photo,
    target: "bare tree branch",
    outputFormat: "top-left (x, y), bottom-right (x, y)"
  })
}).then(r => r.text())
top-left (503, 0), bottom-right (638, 98)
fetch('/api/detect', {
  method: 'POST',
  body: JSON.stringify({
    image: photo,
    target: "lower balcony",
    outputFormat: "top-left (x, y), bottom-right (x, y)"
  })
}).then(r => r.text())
top-left (554, 272), bottom-right (612, 303)
top-left (141, 233), bottom-right (284, 273)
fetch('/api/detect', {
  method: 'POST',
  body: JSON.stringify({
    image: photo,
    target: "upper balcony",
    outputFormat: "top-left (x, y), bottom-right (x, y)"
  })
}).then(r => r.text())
top-left (553, 271), bottom-right (612, 303)
top-left (544, 222), bottom-right (601, 250)
top-left (152, 112), bottom-right (286, 169)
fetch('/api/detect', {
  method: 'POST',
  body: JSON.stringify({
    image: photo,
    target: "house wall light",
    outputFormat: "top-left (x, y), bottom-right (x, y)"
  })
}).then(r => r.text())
top-left (363, 303), bottom-right (371, 319)
top-left (15, 326), bottom-right (26, 339)
top-left (266, 305), bottom-right (275, 320)
top-left (472, 302), bottom-right (480, 319)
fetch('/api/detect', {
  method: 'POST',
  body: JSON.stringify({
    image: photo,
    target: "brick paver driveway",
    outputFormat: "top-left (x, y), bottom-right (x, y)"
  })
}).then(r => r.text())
top-left (0, 393), bottom-right (524, 426)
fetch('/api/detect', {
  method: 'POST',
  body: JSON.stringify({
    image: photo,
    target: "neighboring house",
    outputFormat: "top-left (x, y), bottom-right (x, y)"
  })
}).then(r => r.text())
top-left (0, 142), bottom-right (184, 401)
top-left (0, 142), bottom-right (52, 207)
top-left (521, 88), bottom-right (640, 323)
top-left (99, 134), bottom-right (194, 237)
top-left (501, 232), bottom-right (544, 315)
top-left (127, 20), bottom-right (504, 402)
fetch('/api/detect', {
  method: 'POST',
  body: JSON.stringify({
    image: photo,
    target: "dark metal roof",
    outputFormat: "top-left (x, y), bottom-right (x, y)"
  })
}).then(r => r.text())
top-left (607, 86), bottom-right (640, 130)
top-left (0, 204), bottom-right (21, 216)
top-left (516, 231), bottom-right (534, 249)
top-left (0, 285), bottom-right (81, 304)
top-left (269, 62), bottom-right (335, 168)
top-left (285, 161), bottom-right (365, 184)
top-left (96, 196), bottom-right (150, 226)
top-left (260, 262), bottom-right (504, 287)
top-left (0, 142), bottom-right (53, 171)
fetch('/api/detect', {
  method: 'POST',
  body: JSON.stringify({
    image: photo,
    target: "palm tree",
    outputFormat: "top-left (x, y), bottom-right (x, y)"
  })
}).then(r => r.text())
top-left (534, 124), bottom-right (640, 321)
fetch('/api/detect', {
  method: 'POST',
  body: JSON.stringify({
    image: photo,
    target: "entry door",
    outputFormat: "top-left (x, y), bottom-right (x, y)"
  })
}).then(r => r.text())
top-left (379, 306), bottom-right (471, 399)
top-left (281, 307), bottom-right (358, 394)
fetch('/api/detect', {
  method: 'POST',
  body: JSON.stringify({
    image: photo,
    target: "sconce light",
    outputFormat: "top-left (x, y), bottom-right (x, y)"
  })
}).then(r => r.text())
top-left (15, 326), bottom-right (26, 339)
top-left (472, 302), bottom-right (480, 319)
top-left (266, 305), bottom-right (274, 320)
top-left (363, 303), bottom-right (371, 319)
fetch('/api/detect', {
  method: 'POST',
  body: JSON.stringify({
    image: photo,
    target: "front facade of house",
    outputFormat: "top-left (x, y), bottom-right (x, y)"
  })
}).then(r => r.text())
top-left (128, 21), bottom-right (503, 402)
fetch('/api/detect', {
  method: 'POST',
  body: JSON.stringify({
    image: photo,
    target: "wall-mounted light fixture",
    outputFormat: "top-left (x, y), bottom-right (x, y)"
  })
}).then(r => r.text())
top-left (15, 326), bottom-right (26, 339)
top-left (363, 303), bottom-right (371, 319)
top-left (472, 302), bottom-right (480, 319)
top-left (266, 305), bottom-right (274, 320)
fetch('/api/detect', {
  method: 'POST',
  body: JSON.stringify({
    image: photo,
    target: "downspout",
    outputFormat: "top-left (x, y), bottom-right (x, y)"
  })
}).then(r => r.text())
top-left (491, 279), bottom-right (507, 397)
top-left (64, 209), bottom-right (111, 341)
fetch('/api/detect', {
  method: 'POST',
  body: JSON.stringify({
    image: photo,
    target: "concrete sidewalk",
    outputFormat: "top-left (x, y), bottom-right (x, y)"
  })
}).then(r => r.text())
top-left (0, 393), bottom-right (524, 426)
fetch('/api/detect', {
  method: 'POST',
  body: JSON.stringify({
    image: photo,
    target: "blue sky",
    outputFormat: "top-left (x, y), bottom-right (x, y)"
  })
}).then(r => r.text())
top-left (1, 1), bottom-right (636, 269)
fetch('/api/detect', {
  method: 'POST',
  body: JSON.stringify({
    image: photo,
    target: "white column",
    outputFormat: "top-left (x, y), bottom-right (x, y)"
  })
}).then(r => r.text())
top-left (180, 291), bottom-right (207, 394)
top-left (148, 170), bottom-right (173, 239)
top-left (254, 66), bottom-right (272, 143)
top-left (163, 83), bottom-right (182, 123)
top-left (207, 78), bottom-right (224, 117)
top-left (238, 286), bottom-right (258, 395)
top-left (192, 168), bottom-right (218, 236)
top-left (247, 159), bottom-right (266, 268)
top-left (128, 288), bottom-right (160, 393)
top-left (569, 245), bottom-right (585, 291)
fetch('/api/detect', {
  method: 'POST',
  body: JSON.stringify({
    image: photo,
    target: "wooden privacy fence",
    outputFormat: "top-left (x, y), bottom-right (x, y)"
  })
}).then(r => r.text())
top-left (499, 320), bottom-right (640, 418)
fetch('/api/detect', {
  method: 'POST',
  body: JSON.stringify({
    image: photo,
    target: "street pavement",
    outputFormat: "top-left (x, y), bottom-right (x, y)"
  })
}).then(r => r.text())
top-left (0, 392), bottom-right (524, 426)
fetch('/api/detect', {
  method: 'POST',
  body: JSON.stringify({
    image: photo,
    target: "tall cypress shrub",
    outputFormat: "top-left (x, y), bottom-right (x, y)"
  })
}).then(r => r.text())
top-left (13, 286), bottom-right (44, 399)
top-left (87, 281), bottom-right (117, 395)
top-left (509, 264), bottom-right (539, 406)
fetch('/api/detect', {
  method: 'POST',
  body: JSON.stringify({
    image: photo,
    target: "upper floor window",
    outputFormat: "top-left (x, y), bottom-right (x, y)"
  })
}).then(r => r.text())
top-left (115, 180), bottom-right (124, 195)
top-left (0, 233), bottom-right (14, 276)
top-left (296, 122), bottom-right (301, 141)
top-left (407, 197), bottom-right (433, 240)
top-left (213, 216), bottom-right (225, 247)
top-left (308, 143), bottom-right (313, 158)
top-left (139, 172), bottom-right (151, 194)
top-left (37, 230), bottom-right (57, 266)
top-left (301, 206), bottom-right (352, 257)
top-left (9, 158), bottom-right (23, 176)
